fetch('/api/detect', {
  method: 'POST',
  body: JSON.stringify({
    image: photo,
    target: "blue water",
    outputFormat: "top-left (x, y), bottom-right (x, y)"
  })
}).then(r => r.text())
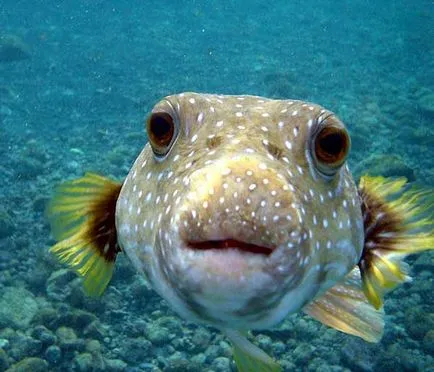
top-left (0, 1), bottom-right (433, 371)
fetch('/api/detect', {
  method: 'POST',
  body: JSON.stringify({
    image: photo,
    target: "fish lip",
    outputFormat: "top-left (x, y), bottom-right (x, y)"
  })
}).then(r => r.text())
top-left (186, 239), bottom-right (274, 256)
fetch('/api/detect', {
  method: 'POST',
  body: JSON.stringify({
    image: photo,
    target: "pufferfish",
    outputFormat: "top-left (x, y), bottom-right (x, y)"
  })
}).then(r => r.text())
top-left (48, 93), bottom-right (433, 371)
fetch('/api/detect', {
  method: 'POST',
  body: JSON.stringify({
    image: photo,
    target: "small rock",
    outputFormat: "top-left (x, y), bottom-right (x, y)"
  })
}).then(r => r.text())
top-left (423, 330), bottom-right (434, 354)
top-left (0, 35), bottom-right (30, 63)
top-left (417, 89), bottom-right (434, 119)
top-left (375, 343), bottom-right (420, 371)
top-left (31, 325), bottom-right (56, 346)
top-left (46, 269), bottom-right (76, 301)
top-left (0, 104), bottom-right (12, 116)
top-left (120, 337), bottom-right (152, 364)
top-left (0, 329), bottom-right (15, 341)
top-left (8, 335), bottom-right (42, 360)
top-left (129, 278), bottom-right (154, 301)
top-left (5, 357), bottom-right (48, 372)
top-left (191, 328), bottom-right (211, 352)
top-left (218, 340), bottom-right (232, 358)
top-left (164, 358), bottom-right (202, 372)
top-left (146, 326), bottom-right (171, 346)
top-left (15, 157), bottom-right (44, 180)
top-left (0, 287), bottom-right (38, 329)
top-left (68, 278), bottom-right (101, 311)
top-left (56, 326), bottom-right (77, 341)
top-left (212, 356), bottom-right (231, 372)
top-left (354, 154), bottom-right (415, 181)
top-left (44, 345), bottom-right (62, 365)
top-left (145, 317), bottom-right (180, 347)
top-left (104, 358), bottom-right (127, 371)
top-left (272, 341), bottom-right (286, 356)
top-left (32, 307), bottom-right (58, 329)
top-left (190, 353), bottom-right (206, 365)
top-left (280, 359), bottom-right (297, 371)
top-left (307, 358), bottom-right (332, 372)
top-left (56, 326), bottom-right (83, 351)
top-left (73, 352), bottom-right (93, 372)
top-left (83, 321), bottom-right (107, 340)
top-left (413, 254), bottom-right (434, 273)
top-left (155, 316), bottom-right (182, 335)
top-left (405, 307), bottom-right (434, 339)
top-left (86, 339), bottom-right (101, 354)
top-left (26, 266), bottom-right (51, 294)
top-left (293, 343), bottom-right (315, 366)
top-left (57, 309), bottom-right (97, 329)
top-left (0, 348), bottom-right (9, 370)
top-left (408, 125), bottom-right (434, 146)
top-left (0, 208), bottom-right (15, 239)
top-left (341, 338), bottom-right (376, 372)
top-left (32, 196), bottom-right (49, 214)
top-left (205, 344), bottom-right (221, 362)
top-left (256, 334), bottom-right (273, 353)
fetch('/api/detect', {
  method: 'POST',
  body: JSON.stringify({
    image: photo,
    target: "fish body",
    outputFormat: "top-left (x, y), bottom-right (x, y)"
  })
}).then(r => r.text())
top-left (48, 92), bottom-right (433, 372)
top-left (116, 93), bottom-right (363, 330)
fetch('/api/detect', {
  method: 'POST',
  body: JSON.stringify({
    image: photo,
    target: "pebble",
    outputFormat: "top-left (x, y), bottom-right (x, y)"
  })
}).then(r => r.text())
top-left (212, 356), bottom-right (231, 371)
top-left (0, 339), bottom-right (9, 349)
top-left (45, 345), bottom-right (62, 364)
top-left (0, 287), bottom-right (38, 329)
top-left (5, 357), bottom-right (48, 372)
top-left (0, 348), bottom-right (9, 370)
top-left (31, 325), bottom-right (56, 346)
top-left (73, 352), bottom-right (94, 372)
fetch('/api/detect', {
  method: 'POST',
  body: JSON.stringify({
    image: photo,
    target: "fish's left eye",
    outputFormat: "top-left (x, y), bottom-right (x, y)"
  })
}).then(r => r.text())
top-left (147, 112), bottom-right (176, 159)
top-left (313, 124), bottom-right (350, 177)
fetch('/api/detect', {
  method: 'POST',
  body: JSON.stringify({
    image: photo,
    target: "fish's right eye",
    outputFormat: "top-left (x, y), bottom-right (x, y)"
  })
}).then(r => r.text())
top-left (147, 112), bottom-right (176, 159)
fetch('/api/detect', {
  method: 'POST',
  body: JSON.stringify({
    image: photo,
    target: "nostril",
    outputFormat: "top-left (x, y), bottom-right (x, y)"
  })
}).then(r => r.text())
top-left (263, 141), bottom-right (284, 160)
top-left (206, 136), bottom-right (223, 149)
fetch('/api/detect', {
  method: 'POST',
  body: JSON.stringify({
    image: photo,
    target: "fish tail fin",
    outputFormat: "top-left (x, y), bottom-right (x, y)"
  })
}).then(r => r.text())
top-left (47, 173), bottom-right (123, 296)
top-left (358, 175), bottom-right (433, 309)
top-left (225, 330), bottom-right (282, 372)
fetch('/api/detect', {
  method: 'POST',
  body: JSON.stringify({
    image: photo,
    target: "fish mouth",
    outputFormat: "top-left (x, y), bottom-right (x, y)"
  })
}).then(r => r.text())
top-left (187, 239), bottom-right (273, 256)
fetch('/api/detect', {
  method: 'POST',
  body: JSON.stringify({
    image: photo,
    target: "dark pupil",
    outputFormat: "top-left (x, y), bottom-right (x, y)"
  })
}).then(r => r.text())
top-left (150, 113), bottom-right (173, 144)
top-left (319, 132), bottom-right (344, 156)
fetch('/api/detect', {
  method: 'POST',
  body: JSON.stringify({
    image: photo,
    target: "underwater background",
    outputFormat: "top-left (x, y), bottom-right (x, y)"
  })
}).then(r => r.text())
top-left (0, 0), bottom-right (433, 371)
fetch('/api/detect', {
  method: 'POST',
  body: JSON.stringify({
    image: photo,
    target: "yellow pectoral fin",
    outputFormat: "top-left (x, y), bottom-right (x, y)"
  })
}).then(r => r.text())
top-left (358, 176), bottom-right (433, 309)
top-left (224, 329), bottom-right (282, 372)
top-left (304, 267), bottom-right (384, 343)
top-left (47, 173), bottom-right (122, 297)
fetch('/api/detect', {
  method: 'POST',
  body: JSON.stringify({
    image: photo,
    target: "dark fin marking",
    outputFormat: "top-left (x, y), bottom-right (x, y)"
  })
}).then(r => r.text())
top-left (47, 173), bottom-right (122, 296)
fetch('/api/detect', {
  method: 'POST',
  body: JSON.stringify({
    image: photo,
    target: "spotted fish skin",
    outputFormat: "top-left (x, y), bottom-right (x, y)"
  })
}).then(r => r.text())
top-left (116, 93), bottom-right (364, 330)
